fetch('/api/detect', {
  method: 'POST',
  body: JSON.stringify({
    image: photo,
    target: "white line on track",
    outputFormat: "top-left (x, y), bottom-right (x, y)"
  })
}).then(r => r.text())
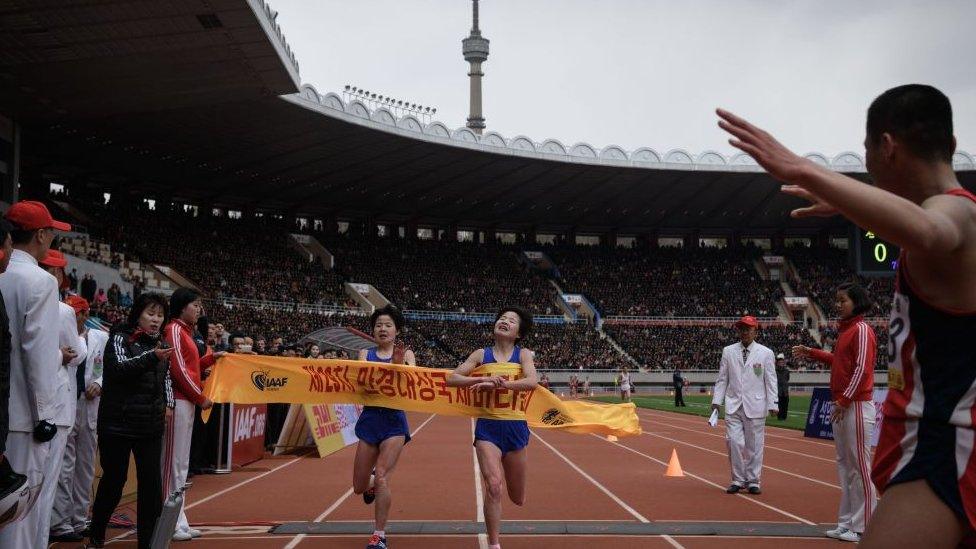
top-left (531, 431), bottom-right (650, 523)
top-left (638, 407), bottom-right (836, 448)
top-left (184, 450), bottom-right (314, 511)
top-left (640, 414), bottom-right (836, 463)
top-left (591, 434), bottom-right (818, 525)
top-left (472, 419), bottom-right (489, 549)
top-left (642, 431), bottom-right (840, 489)
top-left (283, 414), bottom-right (437, 549)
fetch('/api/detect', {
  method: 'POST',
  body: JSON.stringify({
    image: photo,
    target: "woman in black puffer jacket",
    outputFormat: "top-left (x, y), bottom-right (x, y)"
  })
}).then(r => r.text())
top-left (87, 293), bottom-right (175, 549)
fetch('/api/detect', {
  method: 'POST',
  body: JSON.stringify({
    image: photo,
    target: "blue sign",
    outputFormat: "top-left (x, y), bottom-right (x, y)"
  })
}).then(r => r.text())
top-left (804, 387), bottom-right (835, 440)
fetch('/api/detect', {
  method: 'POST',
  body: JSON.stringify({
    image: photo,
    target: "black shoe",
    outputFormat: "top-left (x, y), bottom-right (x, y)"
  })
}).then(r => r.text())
top-left (50, 532), bottom-right (84, 542)
top-left (726, 484), bottom-right (742, 494)
top-left (747, 486), bottom-right (762, 495)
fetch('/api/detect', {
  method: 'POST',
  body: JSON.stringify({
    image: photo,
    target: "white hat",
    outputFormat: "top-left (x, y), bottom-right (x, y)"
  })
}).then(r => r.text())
top-left (776, 353), bottom-right (786, 360)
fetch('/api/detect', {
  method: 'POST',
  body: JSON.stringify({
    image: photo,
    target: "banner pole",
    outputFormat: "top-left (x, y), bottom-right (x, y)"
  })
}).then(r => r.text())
top-left (215, 403), bottom-right (233, 474)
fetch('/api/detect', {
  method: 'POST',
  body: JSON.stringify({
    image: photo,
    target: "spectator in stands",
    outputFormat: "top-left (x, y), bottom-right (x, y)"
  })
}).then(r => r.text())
top-left (269, 337), bottom-right (283, 355)
top-left (107, 283), bottom-right (121, 306)
top-left (213, 323), bottom-right (230, 352)
top-left (306, 343), bottom-right (321, 359)
top-left (88, 293), bottom-right (173, 549)
top-left (93, 288), bottom-right (107, 307)
top-left (255, 336), bottom-right (267, 355)
top-left (120, 291), bottom-right (133, 308)
top-left (68, 268), bottom-right (78, 293)
top-left (81, 274), bottom-right (97, 302)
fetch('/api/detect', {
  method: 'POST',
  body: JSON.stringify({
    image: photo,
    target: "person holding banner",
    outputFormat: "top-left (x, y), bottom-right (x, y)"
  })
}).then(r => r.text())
top-left (88, 293), bottom-right (173, 549)
top-left (352, 306), bottom-right (415, 549)
top-left (793, 282), bottom-right (877, 543)
top-left (448, 307), bottom-right (538, 549)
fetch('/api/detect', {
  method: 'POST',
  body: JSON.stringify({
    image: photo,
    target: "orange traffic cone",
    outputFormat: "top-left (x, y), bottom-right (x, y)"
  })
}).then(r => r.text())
top-left (665, 448), bottom-right (684, 477)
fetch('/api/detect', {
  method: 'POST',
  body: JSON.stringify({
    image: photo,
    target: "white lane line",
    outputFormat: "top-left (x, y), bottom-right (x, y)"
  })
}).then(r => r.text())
top-left (472, 419), bottom-right (488, 549)
top-left (638, 407), bottom-right (836, 448)
top-left (592, 434), bottom-right (817, 525)
top-left (531, 431), bottom-right (649, 523)
top-left (662, 534), bottom-right (686, 548)
top-left (641, 431), bottom-right (840, 489)
top-left (186, 450), bottom-right (314, 511)
top-left (640, 414), bottom-right (836, 463)
top-left (284, 414), bottom-right (437, 549)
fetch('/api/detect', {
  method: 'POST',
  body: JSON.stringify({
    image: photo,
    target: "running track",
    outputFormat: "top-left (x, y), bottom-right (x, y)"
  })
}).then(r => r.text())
top-left (61, 406), bottom-right (851, 548)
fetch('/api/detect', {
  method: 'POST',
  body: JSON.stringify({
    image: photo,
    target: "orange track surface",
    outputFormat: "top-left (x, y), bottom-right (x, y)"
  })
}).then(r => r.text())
top-left (56, 407), bottom-right (849, 548)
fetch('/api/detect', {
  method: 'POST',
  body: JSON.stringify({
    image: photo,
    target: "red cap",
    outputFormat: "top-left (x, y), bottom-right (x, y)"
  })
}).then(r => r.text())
top-left (735, 315), bottom-right (759, 328)
top-left (65, 295), bottom-right (89, 314)
top-left (4, 201), bottom-right (71, 232)
top-left (40, 249), bottom-right (68, 269)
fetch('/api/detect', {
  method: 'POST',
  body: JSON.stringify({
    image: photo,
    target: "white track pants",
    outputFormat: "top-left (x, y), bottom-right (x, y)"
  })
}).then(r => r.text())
top-left (52, 398), bottom-right (99, 535)
top-left (34, 425), bottom-right (70, 547)
top-left (163, 399), bottom-right (195, 536)
top-left (0, 432), bottom-right (51, 548)
top-left (725, 407), bottom-right (765, 487)
top-left (834, 400), bottom-right (877, 533)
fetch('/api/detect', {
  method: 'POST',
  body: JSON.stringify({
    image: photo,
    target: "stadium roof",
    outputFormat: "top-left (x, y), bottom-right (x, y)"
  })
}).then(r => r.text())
top-left (6, 0), bottom-right (976, 234)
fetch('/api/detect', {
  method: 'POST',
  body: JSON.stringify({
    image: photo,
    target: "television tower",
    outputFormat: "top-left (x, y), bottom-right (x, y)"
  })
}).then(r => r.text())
top-left (462, 0), bottom-right (489, 134)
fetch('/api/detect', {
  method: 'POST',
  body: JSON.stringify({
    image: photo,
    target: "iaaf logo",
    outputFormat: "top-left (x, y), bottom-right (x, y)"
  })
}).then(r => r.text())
top-left (251, 370), bottom-right (288, 392)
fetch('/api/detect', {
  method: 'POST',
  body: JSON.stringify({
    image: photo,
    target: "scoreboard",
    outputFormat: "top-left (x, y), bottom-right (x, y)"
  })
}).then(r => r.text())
top-left (853, 227), bottom-right (899, 276)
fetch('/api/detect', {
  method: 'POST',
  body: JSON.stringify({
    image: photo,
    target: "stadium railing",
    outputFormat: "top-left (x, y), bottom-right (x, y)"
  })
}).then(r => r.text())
top-left (403, 309), bottom-right (568, 324)
top-left (208, 297), bottom-right (365, 316)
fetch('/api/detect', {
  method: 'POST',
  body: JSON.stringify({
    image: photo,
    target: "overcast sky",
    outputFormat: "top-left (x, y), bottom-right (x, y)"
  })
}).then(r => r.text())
top-left (272, 0), bottom-right (975, 158)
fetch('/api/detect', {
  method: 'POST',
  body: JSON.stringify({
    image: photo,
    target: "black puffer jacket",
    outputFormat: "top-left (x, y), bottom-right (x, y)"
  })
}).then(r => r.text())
top-left (98, 327), bottom-right (169, 438)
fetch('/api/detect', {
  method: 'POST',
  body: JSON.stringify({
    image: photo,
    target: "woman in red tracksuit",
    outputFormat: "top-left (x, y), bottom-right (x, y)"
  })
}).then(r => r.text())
top-left (162, 288), bottom-right (217, 542)
top-left (794, 282), bottom-right (877, 543)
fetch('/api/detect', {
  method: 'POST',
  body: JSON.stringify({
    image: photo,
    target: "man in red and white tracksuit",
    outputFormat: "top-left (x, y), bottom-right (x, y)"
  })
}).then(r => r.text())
top-left (163, 290), bottom-right (215, 543)
top-left (796, 291), bottom-right (877, 543)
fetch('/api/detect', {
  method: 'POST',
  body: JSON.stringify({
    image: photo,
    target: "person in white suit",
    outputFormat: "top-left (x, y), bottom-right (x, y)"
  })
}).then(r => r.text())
top-left (51, 295), bottom-right (107, 542)
top-left (0, 201), bottom-right (71, 548)
top-left (711, 315), bottom-right (778, 495)
top-left (35, 249), bottom-right (86, 548)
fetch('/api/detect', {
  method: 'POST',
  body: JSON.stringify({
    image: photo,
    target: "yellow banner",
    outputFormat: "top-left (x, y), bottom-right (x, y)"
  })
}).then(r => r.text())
top-left (203, 355), bottom-right (640, 437)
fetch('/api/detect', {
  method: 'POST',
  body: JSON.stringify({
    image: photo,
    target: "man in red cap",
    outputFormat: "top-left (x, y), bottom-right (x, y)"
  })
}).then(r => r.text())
top-left (0, 201), bottom-right (72, 547)
top-left (52, 295), bottom-right (107, 542)
top-left (36, 248), bottom-right (86, 546)
top-left (711, 316), bottom-right (778, 495)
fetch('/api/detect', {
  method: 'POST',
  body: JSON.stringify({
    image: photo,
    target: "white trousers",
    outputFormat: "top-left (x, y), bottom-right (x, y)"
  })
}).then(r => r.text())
top-left (834, 400), bottom-right (877, 533)
top-left (34, 425), bottom-right (70, 548)
top-left (725, 407), bottom-right (766, 487)
top-left (0, 432), bottom-right (51, 548)
top-left (52, 398), bottom-right (99, 535)
top-left (162, 400), bottom-right (195, 536)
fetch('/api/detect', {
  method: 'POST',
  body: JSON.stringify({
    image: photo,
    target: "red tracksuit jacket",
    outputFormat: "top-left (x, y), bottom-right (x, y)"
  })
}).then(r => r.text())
top-left (810, 314), bottom-right (876, 407)
top-left (164, 319), bottom-right (215, 406)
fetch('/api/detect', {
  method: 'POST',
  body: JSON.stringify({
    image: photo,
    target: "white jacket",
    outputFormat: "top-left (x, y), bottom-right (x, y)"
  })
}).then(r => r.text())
top-left (54, 301), bottom-right (87, 427)
top-left (712, 341), bottom-right (778, 419)
top-left (0, 249), bottom-right (63, 431)
top-left (80, 328), bottom-right (109, 429)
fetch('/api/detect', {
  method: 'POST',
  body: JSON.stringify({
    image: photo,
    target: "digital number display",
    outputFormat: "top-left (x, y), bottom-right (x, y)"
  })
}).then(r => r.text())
top-left (854, 229), bottom-right (899, 275)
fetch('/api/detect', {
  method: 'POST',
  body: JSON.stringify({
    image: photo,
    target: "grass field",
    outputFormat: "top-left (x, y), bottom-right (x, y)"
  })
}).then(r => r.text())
top-left (590, 394), bottom-right (812, 430)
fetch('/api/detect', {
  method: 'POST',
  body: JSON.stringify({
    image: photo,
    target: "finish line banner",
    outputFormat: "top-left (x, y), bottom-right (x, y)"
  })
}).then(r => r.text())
top-left (203, 355), bottom-right (640, 437)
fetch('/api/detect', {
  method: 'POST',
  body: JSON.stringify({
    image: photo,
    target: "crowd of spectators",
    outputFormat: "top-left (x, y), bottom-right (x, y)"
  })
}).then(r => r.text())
top-left (72, 196), bottom-right (348, 306)
top-left (787, 247), bottom-right (894, 317)
top-left (548, 245), bottom-right (783, 317)
top-left (323, 234), bottom-right (558, 315)
top-left (604, 322), bottom-right (820, 371)
top-left (406, 319), bottom-right (632, 370)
